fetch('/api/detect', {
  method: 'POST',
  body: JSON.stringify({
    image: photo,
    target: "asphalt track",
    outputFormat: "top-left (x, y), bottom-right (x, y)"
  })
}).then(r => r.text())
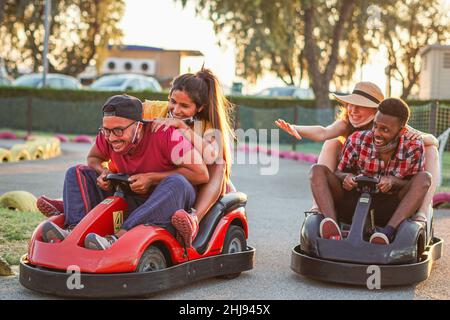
top-left (0, 140), bottom-right (449, 299)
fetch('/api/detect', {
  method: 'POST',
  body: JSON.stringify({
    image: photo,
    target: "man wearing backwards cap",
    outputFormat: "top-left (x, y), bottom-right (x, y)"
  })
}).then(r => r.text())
top-left (310, 98), bottom-right (432, 245)
top-left (40, 94), bottom-right (209, 250)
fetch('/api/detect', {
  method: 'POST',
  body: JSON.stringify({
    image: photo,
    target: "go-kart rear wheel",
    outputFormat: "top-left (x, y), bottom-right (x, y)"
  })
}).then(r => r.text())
top-left (218, 225), bottom-right (246, 280)
top-left (416, 230), bottom-right (426, 263)
top-left (135, 245), bottom-right (167, 273)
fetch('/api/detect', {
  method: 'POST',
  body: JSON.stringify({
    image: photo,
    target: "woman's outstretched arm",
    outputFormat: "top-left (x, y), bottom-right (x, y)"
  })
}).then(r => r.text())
top-left (275, 119), bottom-right (349, 142)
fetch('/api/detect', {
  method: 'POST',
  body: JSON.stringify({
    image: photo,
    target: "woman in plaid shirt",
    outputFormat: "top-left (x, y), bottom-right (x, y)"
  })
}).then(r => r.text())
top-left (309, 98), bottom-right (432, 245)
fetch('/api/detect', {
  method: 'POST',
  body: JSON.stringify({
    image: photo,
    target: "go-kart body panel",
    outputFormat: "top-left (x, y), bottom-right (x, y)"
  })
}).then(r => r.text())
top-left (291, 237), bottom-right (443, 286)
top-left (20, 246), bottom-right (256, 298)
top-left (293, 176), bottom-right (442, 285)
top-left (21, 190), bottom-right (253, 297)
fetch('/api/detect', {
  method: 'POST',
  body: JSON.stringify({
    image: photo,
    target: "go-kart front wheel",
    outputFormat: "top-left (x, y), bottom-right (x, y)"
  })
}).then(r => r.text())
top-left (218, 225), bottom-right (246, 279)
top-left (136, 245), bottom-right (168, 272)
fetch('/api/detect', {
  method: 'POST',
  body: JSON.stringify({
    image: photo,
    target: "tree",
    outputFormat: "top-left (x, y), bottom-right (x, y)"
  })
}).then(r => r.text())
top-left (380, 0), bottom-right (450, 99)
top-left (0, 0), bottom-right (5, 24)
top-left (183, 0), bottom-right (378, 110)
top-left (0, 0), bottom-right (124, 77)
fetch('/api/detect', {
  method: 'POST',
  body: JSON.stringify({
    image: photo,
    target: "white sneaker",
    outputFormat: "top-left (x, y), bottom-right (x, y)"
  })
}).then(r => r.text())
top-left (319, 218), bottom-right (342, 240)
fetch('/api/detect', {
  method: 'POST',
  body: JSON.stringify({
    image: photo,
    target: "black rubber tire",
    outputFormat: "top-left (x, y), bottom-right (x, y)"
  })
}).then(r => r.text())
top-left (416, 230), bottom-right (426, 263)
top-left (218, 225), bottom-right (246, 279)
top-left (135, 245), bottom-right (167, 273)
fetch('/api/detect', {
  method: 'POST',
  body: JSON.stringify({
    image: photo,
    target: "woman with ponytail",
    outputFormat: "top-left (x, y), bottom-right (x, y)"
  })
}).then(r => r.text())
top-left (143, 67), bottom-right (235, 247)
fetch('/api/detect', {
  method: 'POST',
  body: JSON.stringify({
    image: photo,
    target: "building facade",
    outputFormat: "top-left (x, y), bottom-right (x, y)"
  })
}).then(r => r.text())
top-left (82, 45), bottom-right (204, 88)
top-left (419, 45), bottom-right (450, 100)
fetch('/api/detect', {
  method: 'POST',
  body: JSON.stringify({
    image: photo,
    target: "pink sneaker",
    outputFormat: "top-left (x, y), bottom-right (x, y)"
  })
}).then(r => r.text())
top-left (37, 196), bottom-right (64, 217)
top-left (171, 209), bottom-right (199, 248)
top-left (319, 218), bottom-right (342, 240)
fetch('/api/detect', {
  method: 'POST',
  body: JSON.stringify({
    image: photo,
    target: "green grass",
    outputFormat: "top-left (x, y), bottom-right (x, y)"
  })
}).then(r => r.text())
top-left (0, 208), bottom-right (44, 265)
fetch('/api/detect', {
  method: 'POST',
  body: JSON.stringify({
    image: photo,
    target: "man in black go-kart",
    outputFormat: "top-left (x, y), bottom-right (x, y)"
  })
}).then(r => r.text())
top-left (310, 98), bottom-right (431, 245)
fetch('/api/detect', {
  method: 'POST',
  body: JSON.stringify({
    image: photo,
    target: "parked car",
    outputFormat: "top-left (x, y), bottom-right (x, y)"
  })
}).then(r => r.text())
top-left (0, 59), bottom-right (12, 86)
top-left (90, 74), bottom-right (162, 92)
top-left (255, 86), bottom-right (315, 99)
top-left (13, 73), bottom-right (82, 90)
top-left (0, 77), bottom-right (11, 86)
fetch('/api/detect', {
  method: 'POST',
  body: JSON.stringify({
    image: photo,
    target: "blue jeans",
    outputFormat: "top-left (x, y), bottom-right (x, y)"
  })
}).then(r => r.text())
top-left (63, 165), bottom-right (196, 234)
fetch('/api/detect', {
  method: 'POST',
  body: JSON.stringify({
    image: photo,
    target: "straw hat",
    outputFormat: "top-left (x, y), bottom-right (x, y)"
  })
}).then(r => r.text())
top-left (333, 82), bottom-right (384, 108)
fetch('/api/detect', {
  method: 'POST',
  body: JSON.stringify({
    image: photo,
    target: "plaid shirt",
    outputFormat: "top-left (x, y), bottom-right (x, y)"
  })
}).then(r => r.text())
top-left (337, 130), bottom-right (425, 179)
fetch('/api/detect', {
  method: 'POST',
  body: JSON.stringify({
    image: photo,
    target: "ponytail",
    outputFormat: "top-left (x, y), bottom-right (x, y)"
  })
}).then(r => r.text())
top-left (170, 68), bottom-right (235, 181)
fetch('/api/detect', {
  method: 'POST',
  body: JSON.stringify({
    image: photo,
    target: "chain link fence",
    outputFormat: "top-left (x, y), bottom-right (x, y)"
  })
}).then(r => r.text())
top-left (0, 95), bottom-right (449, 190)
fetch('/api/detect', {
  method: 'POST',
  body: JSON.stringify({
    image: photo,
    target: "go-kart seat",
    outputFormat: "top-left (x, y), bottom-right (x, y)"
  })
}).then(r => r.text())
top-left (193, 192), bottom-right (247, 254)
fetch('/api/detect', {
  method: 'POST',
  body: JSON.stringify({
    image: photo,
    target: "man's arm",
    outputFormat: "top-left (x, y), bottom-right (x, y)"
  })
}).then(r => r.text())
top-left (335, 170), bottom-right (351, 182)
top-left (86, 144), bottom-right (114, 191)
top-left (128, 148), bottom-right (209, 194)
top-left (129, 132), bottom-right (209, 194)
top-left (87, 144), bottom-right (109, 175)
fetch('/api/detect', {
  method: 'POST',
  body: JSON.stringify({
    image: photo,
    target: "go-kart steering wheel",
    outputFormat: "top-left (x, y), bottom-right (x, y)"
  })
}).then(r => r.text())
top-left (354, 175), bottom-right (379, 194)
top-left (105, 173), bottom-right (133, 195)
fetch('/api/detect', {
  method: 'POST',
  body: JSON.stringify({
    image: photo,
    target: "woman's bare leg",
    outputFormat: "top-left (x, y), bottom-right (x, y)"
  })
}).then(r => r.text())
top-left (310, 138), bottom-right (343, 211)
top-left (417, 145), bottom-right (440, 218)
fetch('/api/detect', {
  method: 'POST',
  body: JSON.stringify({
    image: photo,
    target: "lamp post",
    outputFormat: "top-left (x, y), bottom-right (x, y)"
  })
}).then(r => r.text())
top-left (42, 0), bottom-right (51, 87)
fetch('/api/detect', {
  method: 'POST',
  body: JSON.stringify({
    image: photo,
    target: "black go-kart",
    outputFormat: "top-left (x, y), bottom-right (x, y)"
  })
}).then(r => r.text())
top-left (291, 176), bottom-right (443, 287)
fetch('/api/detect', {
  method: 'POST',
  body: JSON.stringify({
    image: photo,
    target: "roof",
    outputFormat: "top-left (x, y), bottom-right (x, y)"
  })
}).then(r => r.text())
top-left (420, 44), bottom-right (450, 56)
top-left (107, 45), bottom-right (203, 56)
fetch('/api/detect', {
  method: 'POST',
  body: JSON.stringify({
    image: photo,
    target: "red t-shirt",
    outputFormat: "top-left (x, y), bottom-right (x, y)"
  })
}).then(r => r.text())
top-left (96, 125), bottom-right (193, 175)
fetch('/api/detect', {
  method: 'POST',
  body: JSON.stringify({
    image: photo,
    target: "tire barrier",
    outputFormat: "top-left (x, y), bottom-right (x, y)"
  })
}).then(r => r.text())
top-left (10, 144), bottom-right (31, 161)
top-left (433, 192), bottom-right (450, 208)
top-left (0, 131), bottom-right (18, 140)
top-left (54, 134), bottom-right (69, 143)
top-left (0, 148), bottom-right (12, 163)
top-left (0, 137), bottom-right (61, 163)
top-left (0, 256), bottom-right (14, 277)
top-left (0, 190), bottom-right (39, 213)
top-left (72, 135), bottom-right (93, 144)
top-left (27, 144), bottom-right (45, 160)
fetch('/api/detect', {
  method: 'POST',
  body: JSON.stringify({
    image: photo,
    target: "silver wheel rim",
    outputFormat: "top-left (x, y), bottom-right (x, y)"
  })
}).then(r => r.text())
top-left (139, 250), bottom-right (166, 272)
top-left (228, 237), bottom-right (243, 253)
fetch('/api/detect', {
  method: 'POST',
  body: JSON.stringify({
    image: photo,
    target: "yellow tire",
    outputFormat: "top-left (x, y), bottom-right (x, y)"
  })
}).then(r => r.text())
top-left (27, 144), bottom-right (45, 160)
top-left (0, 148), bottom-right (12, 163)
top-left (42, 142), bottom-right (52, 159)
top-left (48, 138), bottom-right (61, 157)
top-left (10, 145), bottom-right (31, 162)
top-left (0, 191), bottom-right (39, 212)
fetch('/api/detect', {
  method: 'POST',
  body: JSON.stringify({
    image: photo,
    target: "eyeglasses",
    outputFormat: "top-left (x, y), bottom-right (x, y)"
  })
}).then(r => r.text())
top-left (99, 122), bottom-right (136, 137)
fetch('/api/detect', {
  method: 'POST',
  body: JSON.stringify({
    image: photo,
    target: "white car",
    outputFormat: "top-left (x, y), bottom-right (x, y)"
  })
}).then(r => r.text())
top-left (255, 86), bottom-right (315, 99)
top-left (90, 74), bottom-right (162, 92)
top-left (13, 73), bottom-right (82, 90)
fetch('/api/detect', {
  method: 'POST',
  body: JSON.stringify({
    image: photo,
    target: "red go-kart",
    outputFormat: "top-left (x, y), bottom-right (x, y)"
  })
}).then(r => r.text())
top-left (20, 174), bottom-right (255, 298)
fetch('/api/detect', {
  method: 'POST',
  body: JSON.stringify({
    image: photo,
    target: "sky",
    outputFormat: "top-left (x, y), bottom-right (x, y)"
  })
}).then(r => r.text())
top-left (120, 0), bottom-right (450, 96)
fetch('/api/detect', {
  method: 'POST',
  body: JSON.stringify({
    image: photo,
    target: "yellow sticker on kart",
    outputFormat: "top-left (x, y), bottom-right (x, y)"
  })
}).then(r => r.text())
top-left (113, 211), bottom-right (123, 233)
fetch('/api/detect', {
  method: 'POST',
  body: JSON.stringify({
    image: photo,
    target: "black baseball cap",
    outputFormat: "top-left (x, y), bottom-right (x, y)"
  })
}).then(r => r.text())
top-left (102, 94), bottom-right (143, 121)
